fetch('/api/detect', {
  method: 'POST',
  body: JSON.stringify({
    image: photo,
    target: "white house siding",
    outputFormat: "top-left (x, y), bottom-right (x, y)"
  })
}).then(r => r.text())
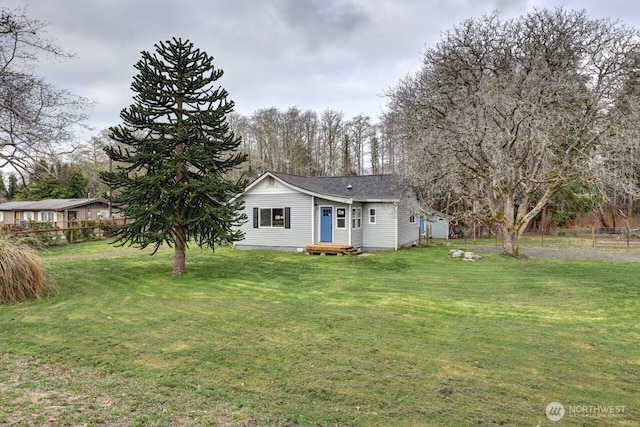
top-left (427, 214), bottom-right (449, 239)
top-left (362, 202), bottom-right (397, 250)
top-left (0, 211), bottom-right (15, 225)
top-left (313, 198), bottom-right (352, 245)
top-left (235, 184), bottom-right (312, 251)
top-left (350, 202), bottom-right (363, 248)
top-left (397, 198), bottom-right (421, 247)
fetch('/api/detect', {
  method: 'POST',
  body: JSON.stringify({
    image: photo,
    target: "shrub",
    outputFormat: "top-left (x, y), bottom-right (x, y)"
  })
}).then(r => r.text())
top-left (65, 220), bottom-right (97, 243)
top-left (30, 221), bottom-right (61, 246)
top-left (0, 239), bottom-right (57, 304)
top-left (11, 235), bottom-right (42, 249)
top-left (81, 220), bottom-right (97, 241)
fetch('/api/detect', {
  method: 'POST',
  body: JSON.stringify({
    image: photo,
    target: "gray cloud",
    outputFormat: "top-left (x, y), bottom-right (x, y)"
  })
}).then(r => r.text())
top-left (3, 0), bottom-right (639, 140)
top-left (279, 0), bottom-right (370, 51)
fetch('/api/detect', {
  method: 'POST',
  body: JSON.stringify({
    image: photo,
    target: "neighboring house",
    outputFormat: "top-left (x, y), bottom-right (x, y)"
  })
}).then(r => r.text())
top-left (0, 198), bottom-right (118, 227)
top-left (233, 171), bottom-right (424, 252)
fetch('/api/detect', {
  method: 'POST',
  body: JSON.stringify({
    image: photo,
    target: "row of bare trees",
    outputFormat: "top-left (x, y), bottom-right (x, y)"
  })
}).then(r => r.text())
top-left (227, 107), bottom-right (404, 178)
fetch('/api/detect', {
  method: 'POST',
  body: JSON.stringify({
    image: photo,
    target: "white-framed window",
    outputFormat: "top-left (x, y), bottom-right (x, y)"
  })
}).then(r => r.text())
top-left (369, 208), bottom-right (376, 224)
top-left (336, 207), bottom-right (346, 229)
top-left (351, 207), bottom-right (362, 229)
top-left (23, 211), bottom-right (35, 221)
top-left (409, 214), bottom-right (416, 224)
top-left (40, 211), bottom-right (55, 222)
top-left (254, 207), bottom-right (290, 229)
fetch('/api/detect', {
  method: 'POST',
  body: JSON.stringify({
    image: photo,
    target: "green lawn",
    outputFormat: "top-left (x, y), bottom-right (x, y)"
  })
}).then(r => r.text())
top-left (0, 242), bottom-right (638, 426)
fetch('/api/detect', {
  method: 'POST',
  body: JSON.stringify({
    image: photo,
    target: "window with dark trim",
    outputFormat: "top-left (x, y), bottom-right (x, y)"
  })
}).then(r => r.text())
top-left (253, 207), bottom-right (291, 229)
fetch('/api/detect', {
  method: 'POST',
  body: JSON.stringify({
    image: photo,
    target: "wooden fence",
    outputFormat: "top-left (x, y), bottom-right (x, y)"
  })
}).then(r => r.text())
top-left (1, 218), bottom-right (128, 245)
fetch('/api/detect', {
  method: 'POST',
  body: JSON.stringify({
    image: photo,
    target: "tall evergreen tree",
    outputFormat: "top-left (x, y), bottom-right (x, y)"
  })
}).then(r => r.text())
top-left (0, 171), bottom-right (5, 200)
top-left (101, 38), bottom-right (247, 276)
top-left (19, 163), bottom-right (90, 200)
top-left (6, 173), bottom-right (19, 200)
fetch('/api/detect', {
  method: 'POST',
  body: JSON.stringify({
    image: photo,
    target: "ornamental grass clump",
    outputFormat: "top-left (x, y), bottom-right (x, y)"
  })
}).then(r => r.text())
top-left (0, 239), bottom-right (57, 304)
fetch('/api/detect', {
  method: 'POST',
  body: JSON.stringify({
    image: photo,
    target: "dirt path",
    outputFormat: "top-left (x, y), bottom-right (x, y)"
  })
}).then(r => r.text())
top-left (465, 245), bottom-right (640, 262)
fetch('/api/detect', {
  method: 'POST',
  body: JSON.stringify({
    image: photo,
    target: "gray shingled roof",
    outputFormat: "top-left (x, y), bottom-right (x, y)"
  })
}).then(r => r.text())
top-left (271, 172), bottom-right (411, 201)
top-left (0, 198), bottom-right (107, 211)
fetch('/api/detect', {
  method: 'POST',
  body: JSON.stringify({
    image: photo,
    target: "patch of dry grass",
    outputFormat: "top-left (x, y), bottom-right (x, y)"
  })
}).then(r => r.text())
top-left (0, 350), bottom-right (251, 426)
top-left (0, 239), bottom-right (57, 304)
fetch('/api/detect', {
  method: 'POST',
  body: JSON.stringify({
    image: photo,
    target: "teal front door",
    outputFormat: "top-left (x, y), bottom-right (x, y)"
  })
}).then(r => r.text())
top-left (320, 206), bottom-right (333, 242)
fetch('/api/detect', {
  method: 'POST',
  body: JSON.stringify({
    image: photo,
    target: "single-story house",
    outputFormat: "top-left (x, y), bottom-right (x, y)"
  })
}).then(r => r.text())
top-left (233, 171), bottom-right (425, 252)
top-left (0, 198), bottom-right (118, 227)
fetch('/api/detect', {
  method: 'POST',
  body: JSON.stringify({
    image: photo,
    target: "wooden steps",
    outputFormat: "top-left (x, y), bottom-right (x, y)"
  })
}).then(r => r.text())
top-left (305, 244), bottom-right (362, 256)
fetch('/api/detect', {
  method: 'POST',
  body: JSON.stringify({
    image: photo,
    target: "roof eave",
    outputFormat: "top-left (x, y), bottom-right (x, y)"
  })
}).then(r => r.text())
top-left (313, 194), bottom-right (353, 204)
top-left (59, 198), bottom-right (106, 210)
top-left (354, 198), bottom-right (400, 203)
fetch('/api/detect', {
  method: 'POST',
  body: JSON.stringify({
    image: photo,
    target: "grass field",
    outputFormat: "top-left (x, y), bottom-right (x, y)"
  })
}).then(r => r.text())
top-left (0, 241), bottom-right (638, 426)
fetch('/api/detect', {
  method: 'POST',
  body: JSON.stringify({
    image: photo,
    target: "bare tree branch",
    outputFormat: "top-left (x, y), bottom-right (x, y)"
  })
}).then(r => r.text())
top-left (0, 6), bottom-right (91, 177)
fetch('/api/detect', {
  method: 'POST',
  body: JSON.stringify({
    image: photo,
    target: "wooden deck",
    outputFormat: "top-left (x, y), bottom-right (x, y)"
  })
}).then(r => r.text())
top-left (305, 244), bottom-right (362, 256)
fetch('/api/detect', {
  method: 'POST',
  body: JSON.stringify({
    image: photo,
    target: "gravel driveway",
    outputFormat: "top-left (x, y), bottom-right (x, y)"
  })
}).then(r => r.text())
top-left (462, 245), bottom-right (640, 263)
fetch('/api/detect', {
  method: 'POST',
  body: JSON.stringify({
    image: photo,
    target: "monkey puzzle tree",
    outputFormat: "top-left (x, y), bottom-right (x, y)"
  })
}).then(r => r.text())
top-left (101, 38), bottom-right (247, 276)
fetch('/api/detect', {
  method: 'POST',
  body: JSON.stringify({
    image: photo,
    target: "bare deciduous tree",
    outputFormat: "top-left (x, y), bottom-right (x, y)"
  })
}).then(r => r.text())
top-left (319, 109), bottom-right (344, 175)
top-left (591, 55), bottom-right (640, 227)
top-left (72, 130), bottom-right (111, 197)
top-left (386, 8), bottom-right (640, 255)
top-left (0, 6), bottom-right (90, 178)
top-left (345, 114), bottom-right (372, 175)
top-left (249, 107), bottom-right (282, 172)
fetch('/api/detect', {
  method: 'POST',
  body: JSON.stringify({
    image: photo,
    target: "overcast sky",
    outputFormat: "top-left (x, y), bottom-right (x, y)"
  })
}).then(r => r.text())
top-left (4, 0), bottom-right (640, 141)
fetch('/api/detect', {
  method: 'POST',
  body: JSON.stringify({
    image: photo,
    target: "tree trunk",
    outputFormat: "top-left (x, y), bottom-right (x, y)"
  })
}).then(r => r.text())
top-left (489, 193), bottom-right (526, 257)
top-left (172, 87), bottom-right (186, 277)
top-left (499, 222), bottom-right (521, 257)
top-left (173, 223), bottom-right (186, 276)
